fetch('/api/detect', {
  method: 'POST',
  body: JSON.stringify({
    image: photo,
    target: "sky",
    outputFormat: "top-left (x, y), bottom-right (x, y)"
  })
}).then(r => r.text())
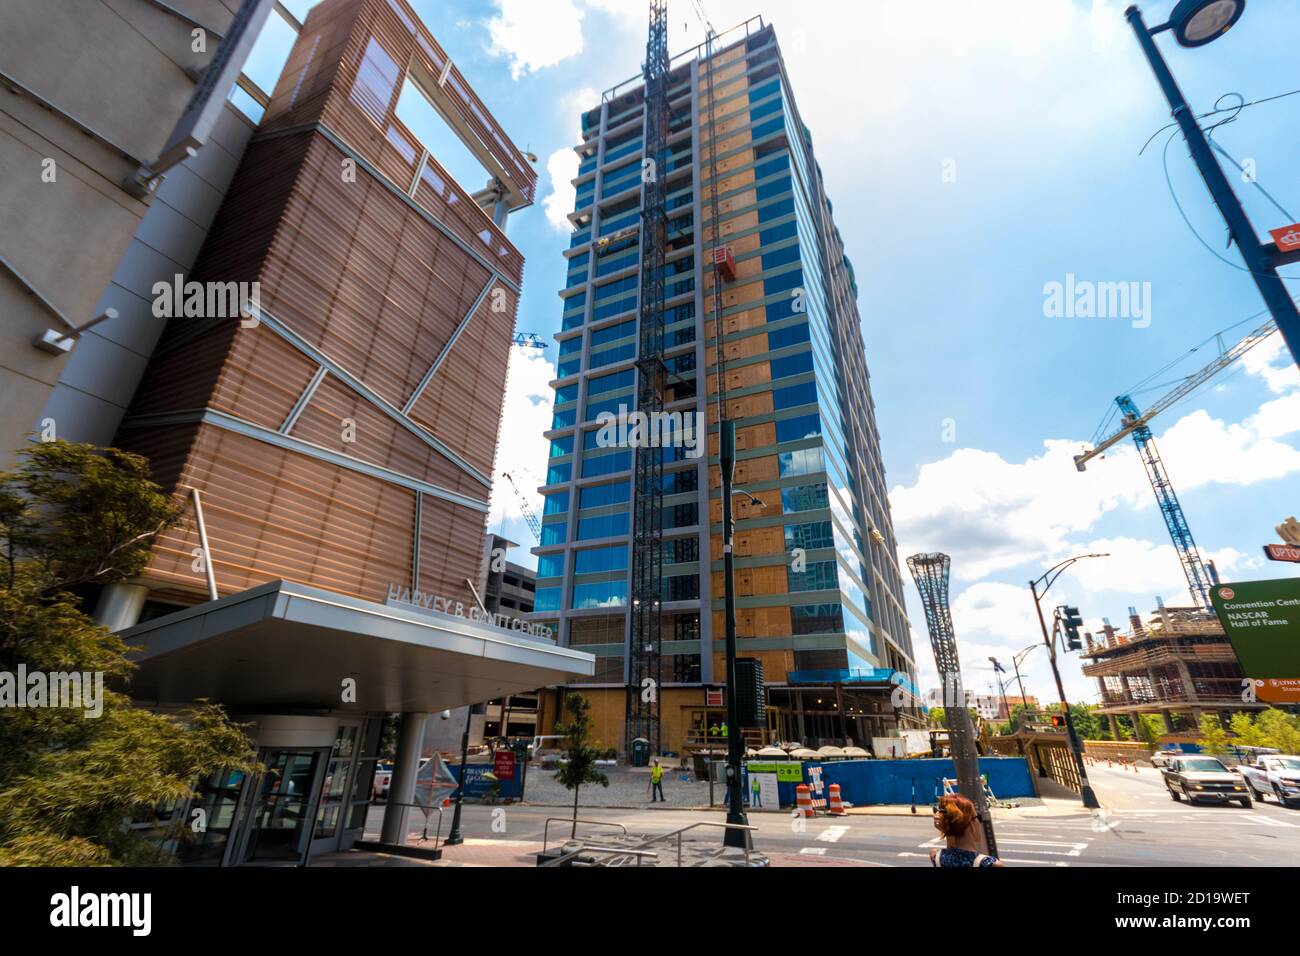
top-left (272, 0), bottom-right (1300, 707)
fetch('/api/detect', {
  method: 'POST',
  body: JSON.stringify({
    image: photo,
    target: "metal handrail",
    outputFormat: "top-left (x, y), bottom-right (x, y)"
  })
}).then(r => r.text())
top-left (635, 820), bottom-right (759, 867)
top-left (542, 817), bottom-right (627, 854)
top-left (381, 801), bottom-right (446, 853)
top-left (540, 844), bottom-right (660, 868)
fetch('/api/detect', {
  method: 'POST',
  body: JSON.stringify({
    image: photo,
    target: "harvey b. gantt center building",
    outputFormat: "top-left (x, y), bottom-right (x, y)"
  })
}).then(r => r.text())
top-left (0, 0), bottom-right (592, 865)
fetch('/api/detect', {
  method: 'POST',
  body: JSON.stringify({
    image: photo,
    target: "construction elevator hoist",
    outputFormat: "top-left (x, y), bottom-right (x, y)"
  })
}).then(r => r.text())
top-left (1073, 317), bottom-right (1278, 611)
top-left (625, 0), bottom-right (671, 755)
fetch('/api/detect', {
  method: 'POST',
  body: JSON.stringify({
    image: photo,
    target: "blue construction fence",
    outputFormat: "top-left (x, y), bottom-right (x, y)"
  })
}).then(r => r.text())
top-left (446, 762), bottom-right (524, 800)
top-left (743, 757), bottom-right (1035, 809)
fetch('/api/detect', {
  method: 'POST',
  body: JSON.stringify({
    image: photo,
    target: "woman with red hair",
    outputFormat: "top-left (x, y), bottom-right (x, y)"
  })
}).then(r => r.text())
top-left (929, 794), bottom-right (1003, 867)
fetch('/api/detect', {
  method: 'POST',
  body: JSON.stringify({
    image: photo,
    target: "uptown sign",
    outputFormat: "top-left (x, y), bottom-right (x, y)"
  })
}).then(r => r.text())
top-left (385, 584), bottom-right (554, 641)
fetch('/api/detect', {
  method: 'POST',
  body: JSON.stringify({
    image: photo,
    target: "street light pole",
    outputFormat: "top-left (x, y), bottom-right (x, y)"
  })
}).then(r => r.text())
top-left (444, 703), bottom-right (474, 846)
top-left (719, 419), bottom-right (751, 850)
top-left (1009, 643), bottom-right (1039, 727)
top-left (1126, 2), bottom-right (1300, 369)
top-left (1029, 554), bottom-right (1105, 809)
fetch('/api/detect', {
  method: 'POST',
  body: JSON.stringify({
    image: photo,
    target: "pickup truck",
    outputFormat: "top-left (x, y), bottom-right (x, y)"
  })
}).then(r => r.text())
top-left (1161, 755), bottom-right (1252, 807)
top-left (1237, 754), bottom-right (1300, 807)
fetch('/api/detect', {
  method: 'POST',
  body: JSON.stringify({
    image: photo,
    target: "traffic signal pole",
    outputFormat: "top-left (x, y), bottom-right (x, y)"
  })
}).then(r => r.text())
top-left (1031, 582), bottom-right (1100, 809)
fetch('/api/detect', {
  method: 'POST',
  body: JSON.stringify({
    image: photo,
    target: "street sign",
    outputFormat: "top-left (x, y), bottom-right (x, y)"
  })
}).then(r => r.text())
top-left (705, 687), bottom-right (723, 707)
top-left (493, 749), bottom-right (516, 781)
top-left (1263, 543), bottom-right (1300, 563)
top-left (1210, 579), bottom-right (1300, 679)
top-left (1254, 678), bottom-right (1300, 704)
top-left (1270, 224), bottom-right (1300, 252)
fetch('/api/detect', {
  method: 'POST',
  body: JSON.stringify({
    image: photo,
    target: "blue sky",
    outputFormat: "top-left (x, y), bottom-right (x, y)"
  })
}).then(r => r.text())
top-left (269, 1), bottom-right (1300, 703)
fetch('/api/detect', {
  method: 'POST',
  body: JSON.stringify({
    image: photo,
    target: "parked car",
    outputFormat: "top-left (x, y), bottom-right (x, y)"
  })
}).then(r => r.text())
top-left (1150, 749), bottom-right (1185, 769)
top-left (371, 758), bottom-right (432, 801)
top-left (1161, 755), bottom-right (1251, 807)
top-left (1237, 754), bottom-right (1300, 807)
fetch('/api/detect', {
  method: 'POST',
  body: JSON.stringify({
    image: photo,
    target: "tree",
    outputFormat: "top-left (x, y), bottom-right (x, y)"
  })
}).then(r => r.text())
top-left (552, 692), bottom-right (608, 838)
top-left (1198, 713), bottom-right (1230, 756)
top-left (0, 440), bottom-right (256, 865)
top-left (1254, 708), bottom-right (1300, 754)
top-left (1229, 712), bottom-right (1266, 749)
top-left (927, 706), bottom-right (945, 729)
top-left (1069, 703), bottom-right (1104, 741)
top-left (1135, 713), bottom-right (1166, 748)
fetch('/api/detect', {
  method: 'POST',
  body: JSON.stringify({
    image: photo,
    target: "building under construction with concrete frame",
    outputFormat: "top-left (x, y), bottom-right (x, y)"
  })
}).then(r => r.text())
top-left (1080, 604), bottom-right (1267, 737)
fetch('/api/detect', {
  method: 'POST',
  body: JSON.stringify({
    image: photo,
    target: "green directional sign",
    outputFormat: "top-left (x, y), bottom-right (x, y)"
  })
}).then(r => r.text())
top-left (1210, 578), bottom-right (1300, 679)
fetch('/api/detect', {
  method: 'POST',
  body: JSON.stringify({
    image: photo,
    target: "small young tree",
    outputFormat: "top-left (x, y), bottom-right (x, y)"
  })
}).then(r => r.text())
top-left (0, 440), bottom-right (257, 865)
top-left (1198, 713), bottom-right (1230, 756)
top-left (552, 692), bottom-right (608, 838)
top-left (1255, 708), bottom-right (1300, 754)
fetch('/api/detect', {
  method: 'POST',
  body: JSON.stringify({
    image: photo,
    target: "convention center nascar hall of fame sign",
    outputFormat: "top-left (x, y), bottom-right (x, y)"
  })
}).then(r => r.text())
top-left (1210, 578), bottom-right (1300, 704)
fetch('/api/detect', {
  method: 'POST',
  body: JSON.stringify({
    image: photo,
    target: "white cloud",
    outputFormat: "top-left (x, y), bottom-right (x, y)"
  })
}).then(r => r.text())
top-left (486, 0), bottom-right (585, 79)
top-left (489, 346), bottom-right (556, 547)
top-left (1064, 537), bottom-right (1247, 599)
top-left (891, 405), bottom-right (1300, 584)
top-left (1247, 392), bottom-right (1300, 439)
top-left (1241, 333), bottom-right (1300, 394)
top-left (541, 147), bottom-right (580, 232)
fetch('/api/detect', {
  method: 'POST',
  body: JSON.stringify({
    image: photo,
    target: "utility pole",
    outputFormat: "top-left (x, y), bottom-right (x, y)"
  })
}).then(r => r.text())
top-left (1126, 2), bottom-right (1300, 370)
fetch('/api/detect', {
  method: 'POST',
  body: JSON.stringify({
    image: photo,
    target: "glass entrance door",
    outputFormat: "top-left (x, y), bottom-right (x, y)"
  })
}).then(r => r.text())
top-left (238, 748), bottom-right (327, 865)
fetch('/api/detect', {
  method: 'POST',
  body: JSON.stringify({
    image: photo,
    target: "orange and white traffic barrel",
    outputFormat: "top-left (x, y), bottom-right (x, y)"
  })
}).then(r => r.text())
top-left (827, 783), bottom-right (847, 816)
top-left (795, 784), bottom-right (815, 818)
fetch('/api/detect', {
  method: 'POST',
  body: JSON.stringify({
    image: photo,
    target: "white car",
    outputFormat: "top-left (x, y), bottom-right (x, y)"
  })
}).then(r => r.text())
top-left (1150, 750), bottom-right (1184, 769)
top-left (1238, 755), bottom-right (1300, 807)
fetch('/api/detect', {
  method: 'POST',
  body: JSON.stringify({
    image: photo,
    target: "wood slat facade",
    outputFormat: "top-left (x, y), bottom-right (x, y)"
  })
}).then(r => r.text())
top-left (116, 0), bottom-right (530, 612)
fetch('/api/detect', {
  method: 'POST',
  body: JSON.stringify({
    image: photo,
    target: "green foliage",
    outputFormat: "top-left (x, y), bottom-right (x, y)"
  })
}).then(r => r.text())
top-left (926, 706), bottom-right (945, 729)
top-left (1198, 713), bottom-right (1230, 756)
top-left (0, 440), bottom-right (256, 865)
top-left (1226, 709), bottom-right (1300, 754)
top-left (553, 692), bottom-right (608, 837)
top-left (1069, 703), bottom-right (1105, 741)
top-left (1135, 713), bottom-right (1166, 747)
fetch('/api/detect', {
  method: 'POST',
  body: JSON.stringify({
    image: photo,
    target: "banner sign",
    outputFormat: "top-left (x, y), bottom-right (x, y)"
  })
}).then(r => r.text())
top-left (745, 761), bottom-right (803, 782)
top-left (1210, 579), bottom-right (1300, 679)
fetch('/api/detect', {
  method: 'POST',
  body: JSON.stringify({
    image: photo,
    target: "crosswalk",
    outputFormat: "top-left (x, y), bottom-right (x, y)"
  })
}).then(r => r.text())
top-left (901, 831), bottom-right (1094, 866)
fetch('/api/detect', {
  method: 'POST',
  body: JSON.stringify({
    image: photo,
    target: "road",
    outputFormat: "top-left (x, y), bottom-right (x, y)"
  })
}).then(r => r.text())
top-left (365, 760), bottom-right (1300, 866)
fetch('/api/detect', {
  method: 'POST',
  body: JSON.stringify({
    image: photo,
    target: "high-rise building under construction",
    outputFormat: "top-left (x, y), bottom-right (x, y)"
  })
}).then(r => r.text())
top-left (528, 18), bottom-right (923, 754)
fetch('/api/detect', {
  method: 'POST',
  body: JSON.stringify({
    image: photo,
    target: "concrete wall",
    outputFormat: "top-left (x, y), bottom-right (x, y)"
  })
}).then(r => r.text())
top-left (0, 0), bottom-right (241, 463)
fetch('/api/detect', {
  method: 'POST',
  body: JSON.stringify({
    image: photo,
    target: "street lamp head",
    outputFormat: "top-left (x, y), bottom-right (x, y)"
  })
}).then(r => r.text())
top-left (1168, 0), bottom-right (1245, 47)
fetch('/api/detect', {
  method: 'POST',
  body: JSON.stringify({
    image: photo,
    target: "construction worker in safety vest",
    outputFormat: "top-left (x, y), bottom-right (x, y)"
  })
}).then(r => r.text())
top-left (708, 722), bottom-right (720, 739)
top-left (720, 721), bottom-right (728, 738)
top-left (649, 758), bottom-right (665, 803)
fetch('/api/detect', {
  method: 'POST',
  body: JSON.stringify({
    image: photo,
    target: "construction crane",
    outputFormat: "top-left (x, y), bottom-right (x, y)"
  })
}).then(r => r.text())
top-left (511, 332), bottom-right (545, 349)
top-left (501, 471), bottom-right (542, 543)
top-left (1073, 317), bottom-right (1278, 610)
top-left (625, 0), bottom-right (671, 756)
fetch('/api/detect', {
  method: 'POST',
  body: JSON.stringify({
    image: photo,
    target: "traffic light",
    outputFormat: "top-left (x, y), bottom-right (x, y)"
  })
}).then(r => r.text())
top-left (1062, 606), bottom-right (1084, 651)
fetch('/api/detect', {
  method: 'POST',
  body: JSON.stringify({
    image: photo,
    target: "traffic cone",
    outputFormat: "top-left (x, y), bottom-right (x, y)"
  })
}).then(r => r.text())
top-left (795, 784), bottom-right (814, 818)
top-left (827, 783), bottom-right (847, 816)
